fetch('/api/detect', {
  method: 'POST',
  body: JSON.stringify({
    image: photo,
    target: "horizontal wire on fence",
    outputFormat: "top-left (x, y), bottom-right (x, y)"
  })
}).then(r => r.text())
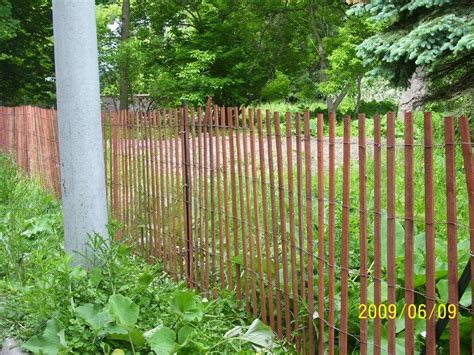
top-left (53, 120), bottom-right (474, 148)
top-left (143, 181), bottom-right (473, 234)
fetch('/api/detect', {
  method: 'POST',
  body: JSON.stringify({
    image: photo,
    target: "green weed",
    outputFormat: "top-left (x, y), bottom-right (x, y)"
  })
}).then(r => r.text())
top-left (0, 155), bottom-right (287, 354)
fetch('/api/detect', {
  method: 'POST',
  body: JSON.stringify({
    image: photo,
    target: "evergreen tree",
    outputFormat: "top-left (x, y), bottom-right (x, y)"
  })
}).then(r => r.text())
top-left (351, 0), bottom-right (473, 103)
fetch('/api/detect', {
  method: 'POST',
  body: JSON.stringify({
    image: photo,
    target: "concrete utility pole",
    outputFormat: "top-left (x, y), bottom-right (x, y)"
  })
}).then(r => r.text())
top-left (52, 0), bottom-right (108, 266)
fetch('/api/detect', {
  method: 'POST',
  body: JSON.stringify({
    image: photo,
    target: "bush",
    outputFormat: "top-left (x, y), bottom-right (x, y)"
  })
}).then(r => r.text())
top-left (358, 100), bottom-right (397, 117)
top-left (261, 72), bottom-right (291, 102)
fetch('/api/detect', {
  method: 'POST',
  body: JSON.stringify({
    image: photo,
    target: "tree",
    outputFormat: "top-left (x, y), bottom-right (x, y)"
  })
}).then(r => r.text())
top-left (96, 2), bottom-right (121, 106)
top-left (305, 0), bottom-right (348, 112)
top-left (318, 14), bottom-right (375, 114)
top-left (94, 0), bottom-right (374, 110)
top-left (0, 0), bottom-right (18, 41)
top-left (119, 0), bottom-right (130, 110)
top-left (351, 0), bottom-right (474, 106)
top-left (251, 0), bottom-right (372, 112)
top-left (0, 0), bottom-right (54, 106)
top-left (131, 0), bottom-right (281, 106)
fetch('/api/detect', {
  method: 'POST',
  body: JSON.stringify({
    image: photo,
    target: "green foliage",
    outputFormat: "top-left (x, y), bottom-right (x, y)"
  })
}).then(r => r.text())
top-left (107, 294), bottom-right (140, 330)
top-left (351, 0), bottom-right (474, 102)
top-left (108, 0), bottom-right (276, 106)
top-left (95, 0), bottom-right (376, 110)
top-left (239, 319), bottom-right (274, 349)
top-left (1, 0), bottom-right (468, 113)
top-left (358, 100), bottom-right (397, 117)
top-left (96, 2), bottom-right (121, 98)
top-left (75, 303), bottom-right (112, 332)
top-left (145, 292), bottom-right (273, 353)
top-left (357, 13), bottom-right (473, 73)
top-left (0, 0), bottom-right (54, 105)
top-left (168, 291), bottom-right (204, 322)
top-left (147, 327), bottom-right (177, 355)
top-left (0, 155), bottom-right (285, 354)
top-left (145, 291), bottom-right (209, 354)
top-left (320, 15), bottom-right (375, 98)
top-left (23, 319), bottom-right (69, 355)
top-left (76, 294), bottom-right (146, 350)
top-left (261, 72), bottom-right (291, 102)
top-left (0, 0), bottom-right (18, 41)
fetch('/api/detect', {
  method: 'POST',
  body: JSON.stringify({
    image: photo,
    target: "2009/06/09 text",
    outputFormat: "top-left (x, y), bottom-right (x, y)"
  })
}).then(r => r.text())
top-left (359, 303), bottom-right (458, 320)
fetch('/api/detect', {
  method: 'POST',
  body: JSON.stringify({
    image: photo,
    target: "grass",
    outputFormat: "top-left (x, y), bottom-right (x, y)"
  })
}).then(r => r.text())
top-left (0, 154), bottom-right (287, 354)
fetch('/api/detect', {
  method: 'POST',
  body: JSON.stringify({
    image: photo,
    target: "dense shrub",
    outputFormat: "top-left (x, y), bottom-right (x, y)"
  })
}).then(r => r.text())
top-left (261, 72), bottom-right (291, 102)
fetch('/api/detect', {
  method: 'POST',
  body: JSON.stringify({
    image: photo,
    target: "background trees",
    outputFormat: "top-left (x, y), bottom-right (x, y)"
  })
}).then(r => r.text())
top-left (0, 0), bottom-right (54, 106)
top-left (0, 0), bottom-right (472, 113)
top-left (98, 0), bottom-right (373, 110)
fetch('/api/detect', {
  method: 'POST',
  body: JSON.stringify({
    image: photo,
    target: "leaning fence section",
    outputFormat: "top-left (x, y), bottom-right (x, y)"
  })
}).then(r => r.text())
top-left (0, 104), bottom-right (473, 354)
top-left (0, 106), bottom-right (61, 195)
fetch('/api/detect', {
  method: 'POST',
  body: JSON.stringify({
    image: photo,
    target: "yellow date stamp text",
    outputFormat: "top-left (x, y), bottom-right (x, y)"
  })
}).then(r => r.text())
top-left (359, 303), bottom-right (458, 320)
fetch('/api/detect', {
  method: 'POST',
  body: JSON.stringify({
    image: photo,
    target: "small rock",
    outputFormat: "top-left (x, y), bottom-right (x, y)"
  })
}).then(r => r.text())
top-left (1, 338), bottom-right (28, 355)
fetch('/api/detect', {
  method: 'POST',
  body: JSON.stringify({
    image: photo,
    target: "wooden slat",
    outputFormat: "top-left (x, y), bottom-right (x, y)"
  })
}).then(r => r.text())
top-left (444, 116), bottom-right (460, 355)
top-left (285, 111), bottom-right (299, 350)
top-left (197, 107), bottom-right (205, 288)
top-left (274, 111), bottom-right (291, 341)
top-left (221, 106), bottom-right (233, 290)
top-left (404, 112), bottom-right (415, 354)
top-left (208, 103), bottom-right (217, 293)
top-left (458, 116), bottom-right (474, 355)
top-left (151, 111), bottom-right (161, 261)
top-left (228, 107), bottom-right (242, 299)
top-left (173, 110), bottom-right (181, 278)
top-left (242, 108), bottom-right (258, 317)
top-left (295, 112), bottom-right (306, 351)
top-left (373, 114), bottom-right (382, 355)
top-left (386, 112), bottom-right (396, 354)
top-left (358, 113), bottom-right (367, 355)
top-left (249, 108), bottom-right (267, 323)
top-left (317, 113), bottom-right (325, 354)
top-left (328, 111), bottom-right (336, 355)
top-left (257, 109), bottom-right (275, 329)
top-left (267, 110), bottom-right (283, 338)
top-left (132, 112), bottom-right (140, 250)
top-left (182, 107), bottom-right (193, 284)
top-left (190, 108), bottom-right (199, 285)
top-left (304, 111), bottom-right (315, 354)
top-left (145, 112), bottom-right (153, 258)
top-left (340, 115), bottom-right (351, 354)
top-left (214, 105), bottom-right (225, 289)
top-left (203, 103), bottom-right (210, 292)
top-left (235, 107), bottom-right (250, 311)
top-left (158, 110), bottom-right (166, 261)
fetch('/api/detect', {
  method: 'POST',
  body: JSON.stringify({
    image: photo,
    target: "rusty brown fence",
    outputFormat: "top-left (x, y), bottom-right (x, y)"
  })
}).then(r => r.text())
top-left (0, 104), bottom-right (473, 354)
top-left (0, 106), bottom-right (61, 195)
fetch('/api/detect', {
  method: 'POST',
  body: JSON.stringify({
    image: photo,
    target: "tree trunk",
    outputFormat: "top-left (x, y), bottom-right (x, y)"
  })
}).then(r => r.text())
top-left (398, 67), bottom-right (427, 116)
top-left (326, 82), bottom-right (351, 114)
top-left (326, 97), bottom-right (335, 113)
top-left (119, 0), bottom-right (130, 111)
